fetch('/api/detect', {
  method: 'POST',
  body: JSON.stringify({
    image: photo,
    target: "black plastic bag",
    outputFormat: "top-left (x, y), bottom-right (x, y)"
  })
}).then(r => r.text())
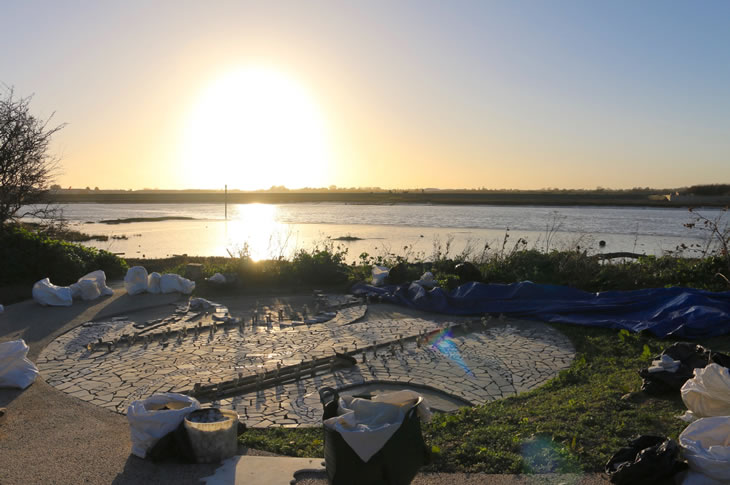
top-left (605, 435), bottom-right (686, 484)
top-left (640, 342), bottom-right (730, 395)
top-left (320, 387), bottom-right (430, 485)
top-left (147, 420), bottom-right (197, 463)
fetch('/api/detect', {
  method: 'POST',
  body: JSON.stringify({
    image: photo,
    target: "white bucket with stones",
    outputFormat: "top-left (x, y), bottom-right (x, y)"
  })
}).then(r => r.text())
top-left (184, 408), bottom-right (239, 463)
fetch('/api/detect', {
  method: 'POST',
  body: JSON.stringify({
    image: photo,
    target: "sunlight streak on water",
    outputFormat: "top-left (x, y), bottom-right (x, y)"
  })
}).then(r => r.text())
top-left (224, 204), bottom-right (292, 261)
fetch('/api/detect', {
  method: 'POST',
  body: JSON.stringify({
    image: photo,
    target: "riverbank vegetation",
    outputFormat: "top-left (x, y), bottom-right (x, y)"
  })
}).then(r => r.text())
top-left (127, 222), bottom-right (730, 294)
top-left (0, 224), bottom-right (127, 302)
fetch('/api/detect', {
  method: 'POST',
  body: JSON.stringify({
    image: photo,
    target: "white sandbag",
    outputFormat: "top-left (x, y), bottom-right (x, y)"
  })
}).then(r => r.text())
top-left (207, 273), bottom-right (226, 284)
top-left (189, 298), bottom-right (220, 310)
top-left (680, 469), bottom-right (726, 485)
top-left (0, 340), bottom-right (39, 389)
top-left (160, 274), bottom-right (195, 294)
top-left (147, 272), bottom-right (162, 294)
top-left (681, 364), bottom-right (730, 418)
top-left (124, 266), bottom-right (149, 295)
top-left (70, 270), bottom-right (114, 301)
top-left (372, 265), bottom-right (389, 287)
top-left (86, 270), bottom-right (113, 296)
top-left (70, 279), bottom-right (100, 301)
top-left (679, 416), bottom-right (730, 482)
top-left (127, 393), bottom-right (200, 458)
top-left (415, 272), bottom-right (437, 288)
top-left (32, 278), bottom-right (72, 306)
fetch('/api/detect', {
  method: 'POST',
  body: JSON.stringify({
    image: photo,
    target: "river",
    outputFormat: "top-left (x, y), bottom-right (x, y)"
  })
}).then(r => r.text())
top-left (47, 203), bottom-right (717, 261)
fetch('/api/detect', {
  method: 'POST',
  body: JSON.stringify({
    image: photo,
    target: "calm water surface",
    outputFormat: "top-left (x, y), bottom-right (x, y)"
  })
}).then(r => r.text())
top-left (51, 203), bottom-right (713, 260)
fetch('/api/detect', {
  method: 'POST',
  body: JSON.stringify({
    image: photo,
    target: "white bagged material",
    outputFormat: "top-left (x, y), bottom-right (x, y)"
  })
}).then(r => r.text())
top-left (160, 274), bottom-right (195, 294)
top-left (189, 298), bottom-right (220, 310)
top-left (32, 278), bottom-right (72, 306)
top-left (207, 273), bottom-right (226, 284)
top-left (679, 416), bottom-right (730, 482)
top-left (70, 270), bottom-right (114, 301)
top-left (372, 266), bottom-right (389, 287)
top-left (0, 340), bottom-right (39, 389)
top-left (678, 410), bottom-right (700, 423)
top-left (681, 364), bottom-right (730, 418)
top-left (124, 266), bottom-right (149, 295)
top-left (415, 272), bottom-right (437, 288)
top-left (323, 391), bottom-right (429, 462)
top-left (147, 272), bottom-right (162, 294)
top-left (680, 470), bottom-right (727, 485)
top-left (71, 278), bottom-right (100, 301)
top-left (127, 392), bottom-right (200, 458)
top-left (647, 354), bottom-right (681, 373)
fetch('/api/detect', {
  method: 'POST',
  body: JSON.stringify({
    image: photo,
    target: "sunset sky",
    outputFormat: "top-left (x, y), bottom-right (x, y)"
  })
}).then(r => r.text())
top-left (3, 1), bottom-right (729, 191)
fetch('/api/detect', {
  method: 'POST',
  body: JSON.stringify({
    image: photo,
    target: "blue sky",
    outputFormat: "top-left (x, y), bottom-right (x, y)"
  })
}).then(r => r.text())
top-left (2, 1), bottom-right (728, 190)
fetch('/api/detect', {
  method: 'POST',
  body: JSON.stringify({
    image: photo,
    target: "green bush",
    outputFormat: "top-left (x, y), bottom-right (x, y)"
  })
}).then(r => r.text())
top-left (291, 242), bottom-right (350, 286)
top-left (0, 224), bottom-right (128, 286)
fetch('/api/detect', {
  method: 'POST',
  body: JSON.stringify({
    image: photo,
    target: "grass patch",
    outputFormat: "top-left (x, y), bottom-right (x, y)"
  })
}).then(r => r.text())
top-left (239, 427), bottom-right (324, 457)
top-left (238, 325), bottom-right (730, 473)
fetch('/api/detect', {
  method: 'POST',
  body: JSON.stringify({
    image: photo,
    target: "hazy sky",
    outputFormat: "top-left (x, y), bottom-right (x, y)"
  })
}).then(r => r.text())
top-left (3, 1), bottom-right (729, 190)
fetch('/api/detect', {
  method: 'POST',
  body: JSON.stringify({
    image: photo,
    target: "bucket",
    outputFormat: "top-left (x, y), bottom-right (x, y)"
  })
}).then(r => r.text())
top-left (184, 408), bottom-right (239, 463)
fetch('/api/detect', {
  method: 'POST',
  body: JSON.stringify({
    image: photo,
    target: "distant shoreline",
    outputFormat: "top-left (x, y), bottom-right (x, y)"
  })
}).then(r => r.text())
top-left (99, 216), bottom-right (195, 224)
top-left (45, 191), bottom-right (730, 208)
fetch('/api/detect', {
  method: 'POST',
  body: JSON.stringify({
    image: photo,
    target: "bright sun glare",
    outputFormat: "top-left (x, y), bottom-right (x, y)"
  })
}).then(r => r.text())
top-left (179, 67), bottom-right (331, 190)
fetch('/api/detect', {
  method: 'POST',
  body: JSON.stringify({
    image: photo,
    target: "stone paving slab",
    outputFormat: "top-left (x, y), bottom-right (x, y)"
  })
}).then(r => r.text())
top-left (37, 298), bottom-right (575, 427)
top-left (201, 455), bottom-right (324, 485)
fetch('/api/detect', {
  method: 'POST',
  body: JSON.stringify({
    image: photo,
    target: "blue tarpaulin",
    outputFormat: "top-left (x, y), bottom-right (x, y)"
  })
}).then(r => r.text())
top-left (351, 281), bottom-right (730, 339)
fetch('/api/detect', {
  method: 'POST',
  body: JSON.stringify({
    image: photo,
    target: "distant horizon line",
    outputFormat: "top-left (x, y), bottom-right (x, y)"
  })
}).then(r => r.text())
top-left (51, 184), bottom-right (729, 194)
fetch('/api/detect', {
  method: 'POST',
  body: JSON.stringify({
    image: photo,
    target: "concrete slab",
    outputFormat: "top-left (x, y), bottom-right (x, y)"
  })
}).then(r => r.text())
top-left (202, 455), bottom-right (324, 485)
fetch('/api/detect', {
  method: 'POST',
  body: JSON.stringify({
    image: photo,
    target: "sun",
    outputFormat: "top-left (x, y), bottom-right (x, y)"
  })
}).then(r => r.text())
top-left (179, 67), bottom-right (331, 190)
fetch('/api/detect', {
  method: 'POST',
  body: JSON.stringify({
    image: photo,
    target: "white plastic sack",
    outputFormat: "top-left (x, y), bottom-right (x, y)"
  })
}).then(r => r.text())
top-left (32, 278), bottom-right (73, 306)
top-left (207, 273), bottom-right (226, 284)
top-left (415, 272), bottom-right (437, 288)
top-left (127, 392), bottom-right (200, 458)
top-left (124, 266), bottom-right (149, 295)
top-left (372, 266), bottom-right (389, 287)
top-left (680, 469), bottom-right (727, 485)
top-left (189, 298), bottom-right (219, 311)
top-left (681, 364), bottom-right (730, 418)
top-left (679, 416), bottom-right (730, 482)
top-left (160, 274), bottom-right (195, 294)
top-left (0, 340), bottom-right (39, 389)
top-left (323, 391), bottom-right (429, 462)
top-left (70, 270), bottom-right (114, 301)
top-left (147, 272), bottom-right (162, 294)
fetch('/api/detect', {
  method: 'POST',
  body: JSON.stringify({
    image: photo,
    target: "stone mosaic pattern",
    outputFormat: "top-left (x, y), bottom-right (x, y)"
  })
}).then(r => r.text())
top-left (220, 320), bottom-right (575, 427)
top-left (37, 301), bottom-right (575, 428)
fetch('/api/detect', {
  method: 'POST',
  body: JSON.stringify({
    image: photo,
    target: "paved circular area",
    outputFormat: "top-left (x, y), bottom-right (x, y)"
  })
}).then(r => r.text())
top-left (36, 296), bottom-right (575, 428)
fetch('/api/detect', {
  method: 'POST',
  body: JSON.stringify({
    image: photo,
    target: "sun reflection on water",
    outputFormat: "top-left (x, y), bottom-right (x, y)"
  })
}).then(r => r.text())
top-left (224, 204), bottom-right (296, 261)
